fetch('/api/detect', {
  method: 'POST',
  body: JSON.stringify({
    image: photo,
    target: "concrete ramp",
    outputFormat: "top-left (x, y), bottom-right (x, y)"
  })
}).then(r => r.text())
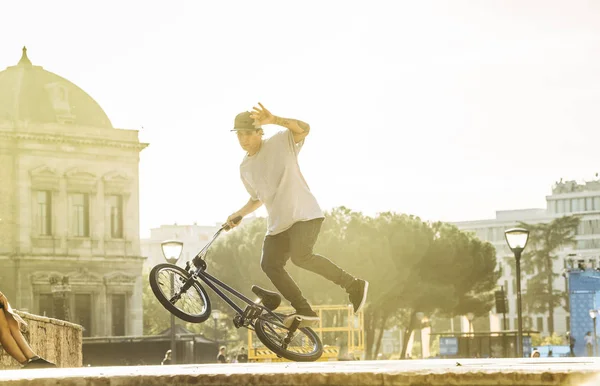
top-left (2, 358), bottom-right (600, 385)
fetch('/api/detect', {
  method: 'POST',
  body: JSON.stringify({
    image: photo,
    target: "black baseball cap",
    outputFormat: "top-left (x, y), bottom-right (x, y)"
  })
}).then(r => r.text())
top-left (231, 111), bottom-right (261, 131)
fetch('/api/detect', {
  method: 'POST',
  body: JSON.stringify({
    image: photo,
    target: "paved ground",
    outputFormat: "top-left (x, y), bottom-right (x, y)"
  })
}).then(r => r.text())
top-left (3, 358), bottom-right (600, 385)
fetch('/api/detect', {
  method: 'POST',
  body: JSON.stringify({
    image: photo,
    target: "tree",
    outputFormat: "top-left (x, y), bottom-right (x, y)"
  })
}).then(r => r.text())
top-left (199, 207), bottom-right (498, 360)
top-left (518, 216), bottom-right (580, 334)
top-left (142, 269), bottom-right (170, 335)
top-left (396, 221), bottom-right (498, 358)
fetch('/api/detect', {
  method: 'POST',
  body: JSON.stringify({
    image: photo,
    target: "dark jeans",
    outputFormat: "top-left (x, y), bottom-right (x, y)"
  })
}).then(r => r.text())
top-left (260, 218), bottom-right (355, 310)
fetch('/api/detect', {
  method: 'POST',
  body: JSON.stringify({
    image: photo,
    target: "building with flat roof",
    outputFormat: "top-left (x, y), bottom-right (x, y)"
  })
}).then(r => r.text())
top-left (452, 178), bottom-right (600, 335)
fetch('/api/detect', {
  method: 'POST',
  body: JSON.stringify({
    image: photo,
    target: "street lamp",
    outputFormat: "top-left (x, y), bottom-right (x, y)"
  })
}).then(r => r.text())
top-left (590, 309), bottom-right (598, 356)
top-left (212, 309), bottom-right (223, 350)
top-left (505, 227), bottom-right (529, 358)
top-left (161, 240), bottom-right (184, 264)
top-left (466, 312), bottom-right (475, 337)
top-left (161, 240), bottom-right (183, 364)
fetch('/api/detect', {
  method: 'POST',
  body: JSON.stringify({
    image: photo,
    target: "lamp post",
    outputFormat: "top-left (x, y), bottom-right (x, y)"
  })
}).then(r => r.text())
top-left (212, 309), bottom-right (222, 351)
top-left (466, 312), bottom-right (475, 336)
top-left (465, 312), bottom-right (475, 357)
top-left (415, 312), bottom-right (425, 359)
top-left (161, 240), bottom-right (183, 365)
top-left (504, 227), bottom-right (530, 358)
top-left (590, 309), bottom-right (598, 356)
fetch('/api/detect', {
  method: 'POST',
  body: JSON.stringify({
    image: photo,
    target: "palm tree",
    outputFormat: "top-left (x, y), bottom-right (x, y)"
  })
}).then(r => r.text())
top-left (518, 216), bottom-right (580, 334)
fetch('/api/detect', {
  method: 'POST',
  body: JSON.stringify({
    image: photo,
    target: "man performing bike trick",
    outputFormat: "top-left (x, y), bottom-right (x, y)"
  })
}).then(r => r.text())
top-left (225, 103), bottom-right (368, 327)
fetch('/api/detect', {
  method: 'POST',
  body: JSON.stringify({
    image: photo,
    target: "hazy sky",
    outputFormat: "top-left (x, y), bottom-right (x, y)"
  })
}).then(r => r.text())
top-left (2, 1), bottom-right (599, 237)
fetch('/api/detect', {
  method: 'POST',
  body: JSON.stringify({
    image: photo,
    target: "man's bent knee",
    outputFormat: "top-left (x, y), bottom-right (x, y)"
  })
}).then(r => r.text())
top-left (290, 253), bottom-right (315, 268)
top-left (260, 260), bottom-right (280, 277)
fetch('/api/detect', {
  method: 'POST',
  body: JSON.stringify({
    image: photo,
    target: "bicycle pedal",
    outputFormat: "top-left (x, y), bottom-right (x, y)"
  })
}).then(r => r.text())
top-left (242, 305), bottom-right (262, 320)
top-left (284, 315), bottom-right (318, 329)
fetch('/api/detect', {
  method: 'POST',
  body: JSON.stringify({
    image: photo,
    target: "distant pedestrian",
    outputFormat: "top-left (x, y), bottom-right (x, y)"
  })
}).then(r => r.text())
top-left (236, 347), bottom-right (248, 363)
top-left (161, 349), bottom-right (172, 365)
top-left (217, 346), bottom-right (227, 363)
top-left (567, 332), bottom-right (576, 357)
top-left (531, 349), bottom-right (540, 358)
top-left (585, 331), bottom-right (594, 356)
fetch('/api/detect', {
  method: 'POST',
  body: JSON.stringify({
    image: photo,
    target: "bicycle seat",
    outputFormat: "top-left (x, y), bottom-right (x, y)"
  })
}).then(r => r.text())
top-left (251, 285), bottom-right (281, 311)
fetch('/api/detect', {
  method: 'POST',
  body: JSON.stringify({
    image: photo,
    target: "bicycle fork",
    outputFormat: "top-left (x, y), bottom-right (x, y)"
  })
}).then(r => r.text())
top-left (169, 275), bottom-right (195, 304)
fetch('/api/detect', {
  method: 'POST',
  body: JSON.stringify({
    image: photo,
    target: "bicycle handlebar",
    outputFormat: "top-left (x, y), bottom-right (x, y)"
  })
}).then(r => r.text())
top-left (222, 216), bottom-right (243, 231)
top-left (192, 216), bottom-right (243, 265)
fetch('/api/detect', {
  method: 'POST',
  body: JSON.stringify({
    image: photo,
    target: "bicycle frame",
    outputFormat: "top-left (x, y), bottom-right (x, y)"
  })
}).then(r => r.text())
top-left (182, 224), bottom-right (286, 328)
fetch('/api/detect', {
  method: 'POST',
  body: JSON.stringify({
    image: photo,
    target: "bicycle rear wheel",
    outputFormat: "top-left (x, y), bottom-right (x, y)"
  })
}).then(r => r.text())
top-left (149, 263), bottom-right (211, 323)
top-left (254, 313), bottom-right (323, 362)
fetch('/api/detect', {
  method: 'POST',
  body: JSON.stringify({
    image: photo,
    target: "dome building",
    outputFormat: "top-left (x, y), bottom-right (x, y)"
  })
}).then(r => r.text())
top-left (0, 47), bottom-right (147, 337)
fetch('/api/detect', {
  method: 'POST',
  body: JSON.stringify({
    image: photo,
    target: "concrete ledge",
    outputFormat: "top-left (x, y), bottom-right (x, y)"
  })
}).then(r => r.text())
top-left (0, 311), bottom-right (83, 369)
top-left (1, 358), bottom-right (600, 385)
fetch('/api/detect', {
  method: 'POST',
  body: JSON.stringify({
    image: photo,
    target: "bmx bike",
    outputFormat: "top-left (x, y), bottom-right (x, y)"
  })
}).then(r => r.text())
top-left (149, 217), bottom-right (324, 362)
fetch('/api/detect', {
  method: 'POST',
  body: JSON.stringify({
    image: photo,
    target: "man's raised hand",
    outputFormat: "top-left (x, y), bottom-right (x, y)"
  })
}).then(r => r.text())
top-left (249, 102), bottom-right (275, 126)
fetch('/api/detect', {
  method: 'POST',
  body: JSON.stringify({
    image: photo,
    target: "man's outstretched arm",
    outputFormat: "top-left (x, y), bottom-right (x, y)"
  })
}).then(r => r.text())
top-left (226, 198), bottom-right (263, 229)
top-left (250, 102), bottom-right (310, 143)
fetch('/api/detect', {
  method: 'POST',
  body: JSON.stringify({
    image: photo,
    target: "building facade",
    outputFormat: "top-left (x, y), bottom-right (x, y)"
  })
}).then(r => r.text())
top-left (452, 178), bottom-right (600, 336)
top-left (0, 48), bottom-right (147, 337)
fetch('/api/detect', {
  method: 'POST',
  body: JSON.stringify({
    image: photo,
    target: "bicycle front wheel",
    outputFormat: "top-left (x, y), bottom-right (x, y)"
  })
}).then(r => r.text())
top-left (149, 263), bottom-right (211, 323)
top-left (254, 313), bottom-right (323, 362)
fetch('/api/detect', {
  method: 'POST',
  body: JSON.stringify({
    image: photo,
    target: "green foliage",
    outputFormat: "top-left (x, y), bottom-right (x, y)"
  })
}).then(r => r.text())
top-left (157, 207), bottom-right (498, 359)
top-left (518, 216), bottom-right (580, 333)
top-left (531, 332), bottom-right (565, 347)
top-left (142, 269), bottom-right (170, 335)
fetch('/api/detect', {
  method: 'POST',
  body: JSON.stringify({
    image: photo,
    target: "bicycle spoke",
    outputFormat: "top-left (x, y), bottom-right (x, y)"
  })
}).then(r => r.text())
top-left (259, 318), bottom-right (317, 355)
top-left (156, 268), bottom-right (207, 316)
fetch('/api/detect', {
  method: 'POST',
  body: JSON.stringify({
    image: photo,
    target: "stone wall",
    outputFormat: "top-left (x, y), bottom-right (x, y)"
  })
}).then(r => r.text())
top-left (0, 311), bottom-right (82, 369)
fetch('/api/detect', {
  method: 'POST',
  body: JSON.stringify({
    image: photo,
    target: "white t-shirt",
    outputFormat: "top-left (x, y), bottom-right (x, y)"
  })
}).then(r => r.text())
top-left (240, 130), bottom-right (324, 235)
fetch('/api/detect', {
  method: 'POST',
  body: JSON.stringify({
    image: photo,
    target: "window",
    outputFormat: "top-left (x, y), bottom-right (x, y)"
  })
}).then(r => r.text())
top-left (108, 195), bottom-right (123, 239)
top-left (586, 197), bottom-right (594, 211)
top-left (537, 317), bottom-right (544, 332)
top-left (578, 222), bottom-right (584, 235)
top-left (71, 193), bottom-right (89, 237)
top-left (38, 293), bottom-right (69, 320)
top-left (112, 294), bottom-right (126, 336)
top-left (38, 294), bottom-right (55, 318)
top-left (572, 199), bottom-right (579, 212)
top-left (592, 220), bottom-right (600, 234)
top-left (36, 191), bottom-right (52, 235)
top-left (74, 294), bottom-right (92, 337)
top-left (557, 200), bottom-right (565, 213)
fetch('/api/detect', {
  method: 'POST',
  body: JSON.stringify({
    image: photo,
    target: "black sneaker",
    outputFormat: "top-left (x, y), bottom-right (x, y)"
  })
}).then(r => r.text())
top-left (22, 356), bottom-right (56, 369)
top-left (347, 279), bottom-right (369, 313)
top-left (283, 308), bottom-right (319, 328)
